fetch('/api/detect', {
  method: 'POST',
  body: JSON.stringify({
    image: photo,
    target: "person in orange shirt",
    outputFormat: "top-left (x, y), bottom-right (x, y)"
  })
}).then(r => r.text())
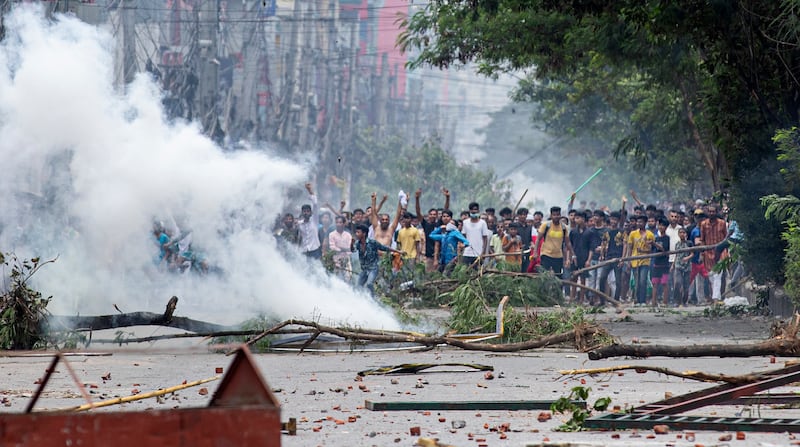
top-left (502, 222), bottom-right (523, 268)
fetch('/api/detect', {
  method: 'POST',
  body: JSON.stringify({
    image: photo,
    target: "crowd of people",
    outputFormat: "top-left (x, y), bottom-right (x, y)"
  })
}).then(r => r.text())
top-left (272, 184), bottom-right (744, 306)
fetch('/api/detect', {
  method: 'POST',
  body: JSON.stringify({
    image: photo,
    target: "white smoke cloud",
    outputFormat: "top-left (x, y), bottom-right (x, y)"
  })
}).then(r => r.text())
top-left (0, 6), bottom-right (400, 329)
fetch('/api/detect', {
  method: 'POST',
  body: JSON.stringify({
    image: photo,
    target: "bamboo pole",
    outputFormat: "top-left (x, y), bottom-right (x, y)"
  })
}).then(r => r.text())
top-left (566, 168), bottom-right (603, 202)
top-left (511, 189), bottom-right (528, 215)
top-left (48, 375), bottom-right (221, 412)
top-left (569, 239), bottom-right (729, 278)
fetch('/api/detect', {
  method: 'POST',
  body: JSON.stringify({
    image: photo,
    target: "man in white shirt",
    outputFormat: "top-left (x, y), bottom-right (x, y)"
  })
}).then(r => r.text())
top-left (328, 215), bottom-right (352, 279)
top-left (461, 202), bottom-right (491, 268)
top-left (297, 182), bottom-right (321, 259)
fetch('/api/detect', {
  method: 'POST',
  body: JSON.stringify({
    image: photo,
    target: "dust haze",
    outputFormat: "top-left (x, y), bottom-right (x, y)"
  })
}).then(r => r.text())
top-left (0, 6), bottom-right (400, 329)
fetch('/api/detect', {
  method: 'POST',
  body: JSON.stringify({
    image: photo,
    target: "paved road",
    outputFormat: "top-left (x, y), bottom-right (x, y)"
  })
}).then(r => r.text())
top-left (1, 307), bottom-right (796, 446)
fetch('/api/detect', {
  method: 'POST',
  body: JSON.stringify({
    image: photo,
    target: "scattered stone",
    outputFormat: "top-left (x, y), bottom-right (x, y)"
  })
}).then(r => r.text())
top-left (653, 424), bottom-right (669, 434)
top-left (536, 412), bottom-right (551, 422)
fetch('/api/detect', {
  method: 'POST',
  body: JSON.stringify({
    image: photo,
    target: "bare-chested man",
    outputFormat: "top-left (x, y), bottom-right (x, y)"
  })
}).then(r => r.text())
top-left (370, 192), bottom-right (402, 247)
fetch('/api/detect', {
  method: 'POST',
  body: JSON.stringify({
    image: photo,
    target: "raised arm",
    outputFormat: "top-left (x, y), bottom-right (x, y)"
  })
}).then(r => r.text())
top-left (370, 192), bottom-right (379, 228)
top-left (567, 192), bottom-right (576, 212)
top-left (442, 187), bottom-right (450, 211)
top-left (306, 182), bottom-right (318, 226)
top-left (629, 189), bottom-right (644, 207)
top-left (415, 188), bottom-right (422, 220)
top-left (428, 226), bottom-right (445, 241)
top-left (323, 202), bottom-right (345, 218)
top-left (375, 194), bottom-right (388, 214)
top-left (620, 196), bottom-right (628, 227)
top-left (389, 199), bottom-right (403, 231)
top-left (305, 183), bottom-right (317, 210)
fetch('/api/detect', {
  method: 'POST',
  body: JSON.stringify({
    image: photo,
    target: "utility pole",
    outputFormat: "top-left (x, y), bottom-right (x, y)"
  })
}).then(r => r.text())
top-left (342, 23), bottom-right (358, 207)
top-left (375, 52), bottom-right (389, 138)
top-left (321, 0), bottom-right (339, 197)
top-left (278, 0), bottom-right (302, 145)
top-left (121, 0), bottom-right (137, 86)
top-left (197, 0), bottom-right (220, 139)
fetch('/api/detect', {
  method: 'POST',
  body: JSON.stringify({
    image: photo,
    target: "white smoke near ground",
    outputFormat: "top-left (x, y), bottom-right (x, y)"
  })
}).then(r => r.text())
top-left (0, 6), bottom-right (400, 329)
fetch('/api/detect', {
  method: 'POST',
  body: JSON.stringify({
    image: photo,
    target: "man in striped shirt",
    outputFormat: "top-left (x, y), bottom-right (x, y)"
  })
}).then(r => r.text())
top-left (699, 204), bottom-right (728, 301)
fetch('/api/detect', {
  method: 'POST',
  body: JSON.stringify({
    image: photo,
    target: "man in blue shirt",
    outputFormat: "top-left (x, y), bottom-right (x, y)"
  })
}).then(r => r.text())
top-left (351, 224), bottom-right (404, 294)
top-left (428, 210), bottom-right (470, 276)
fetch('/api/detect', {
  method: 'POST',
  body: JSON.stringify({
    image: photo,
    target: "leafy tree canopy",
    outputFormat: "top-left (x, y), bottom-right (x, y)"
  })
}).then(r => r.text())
top-left (401, 0), bottom-right (800, 283)
top-left (349, 128), bottom-right (512, 212)
top-left (400, 0), bottom-right (800, 181)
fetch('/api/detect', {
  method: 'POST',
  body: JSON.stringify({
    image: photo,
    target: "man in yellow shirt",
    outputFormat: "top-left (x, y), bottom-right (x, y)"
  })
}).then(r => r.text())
top-left (397, 212), bottom-right (422, 265)
top-left (532, 206), bottom-right (574, 276)
top-left (624, 215), bottom-right (655, 305)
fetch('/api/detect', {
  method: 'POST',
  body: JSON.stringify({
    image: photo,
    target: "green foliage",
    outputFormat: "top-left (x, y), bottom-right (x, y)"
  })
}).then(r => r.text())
top-left (730, 159), bottom-right (788, 284)
top-left (443, 280), bottom-right (610, 345)
top-left (550, 386), bottom-right (610, 432)
top-left (0, 254), bottom-right (53, 350)
top-left (703, 302), bottom-right (769, 318)
top-left (758, 126), bottom-right (800, 304)
top-left (775, 127), bottom-right (800, 187)
top-left (511, 73), bottom-right (711, 200)
top-left (401, 0), bottom-right (800, 197)
top-left (762, 193), bottom-right (800, 303)
top-left (350, 129), bottom-right (512, 211)
top-left (392, 263), bottom-right (564, 309)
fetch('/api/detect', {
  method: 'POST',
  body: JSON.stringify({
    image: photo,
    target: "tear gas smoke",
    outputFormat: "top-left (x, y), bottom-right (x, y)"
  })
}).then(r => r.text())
top-left (0, 6), bottom-right (400, 329)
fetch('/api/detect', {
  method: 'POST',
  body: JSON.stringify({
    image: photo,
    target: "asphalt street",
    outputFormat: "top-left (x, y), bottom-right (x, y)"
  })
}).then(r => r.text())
top-left (1, 307), bottom-right (797, 447)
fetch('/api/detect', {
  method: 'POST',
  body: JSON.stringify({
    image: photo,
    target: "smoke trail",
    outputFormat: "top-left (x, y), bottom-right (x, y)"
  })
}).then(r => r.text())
top-left (0, 6), bottom-right (400, 329)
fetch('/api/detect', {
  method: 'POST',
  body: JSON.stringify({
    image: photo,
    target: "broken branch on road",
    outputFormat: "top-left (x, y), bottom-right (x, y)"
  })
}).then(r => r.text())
top-left (559, 364), bottom-right (758, 384)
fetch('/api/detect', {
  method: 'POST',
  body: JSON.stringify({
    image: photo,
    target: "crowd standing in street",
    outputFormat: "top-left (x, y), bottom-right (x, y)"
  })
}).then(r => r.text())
top-left (262, 185), bottom-right (742, 304)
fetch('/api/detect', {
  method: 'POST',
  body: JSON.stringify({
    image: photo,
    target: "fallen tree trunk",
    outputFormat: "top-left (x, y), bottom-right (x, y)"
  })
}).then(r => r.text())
top-left (234, 319), bottom-right (607, 355)
top-left (587, 338), bottom-right (800, 360)
top-left (45, 296), bottom-right (234, 334)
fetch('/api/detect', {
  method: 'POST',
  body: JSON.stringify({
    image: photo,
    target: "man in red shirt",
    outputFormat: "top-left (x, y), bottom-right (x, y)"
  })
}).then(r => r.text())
top-left (699, 204), bottom-right (728, 301)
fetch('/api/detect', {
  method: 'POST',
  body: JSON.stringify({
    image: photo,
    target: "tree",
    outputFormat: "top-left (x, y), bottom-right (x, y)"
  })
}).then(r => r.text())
top-left (345, 128), bottom-right (512, 211)
top-left (761, 127), bottom-right (800, 303)
top-left (400, 0), bottom-right (800, 281)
